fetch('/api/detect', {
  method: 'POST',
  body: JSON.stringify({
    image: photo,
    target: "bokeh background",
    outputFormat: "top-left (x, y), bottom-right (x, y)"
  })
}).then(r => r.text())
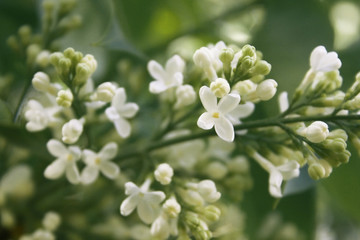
top-left (1, 0), bottom-right (360, 239)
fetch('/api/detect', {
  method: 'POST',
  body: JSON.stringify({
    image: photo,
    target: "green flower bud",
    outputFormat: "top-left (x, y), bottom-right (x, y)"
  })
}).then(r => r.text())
top-left (59, 57), bottom-right (72, 76)
top-left (233, 80), bottom-right (256, 97)
top-left (58, 15), bottom-right (82, 32)
top-left (323, 138), bottom-right (347, 152)
top-left (203, 205), bottom-right (221, 222)
top-left (308, 163), bottom-right (325, 180)
top-left (64, 47), bottom-right (75, 59)
top-left (26, 44), bottom-right (41, 64)
top-left (18, 25), bottom-right (31, 45)
top-left (56, 89), bottom-right (73, 107)
top-left (311, 90), bottom-right (345, 107)
top-left (242, 44), bottom-right (256, 58)
top-left (59, 0), bottom-right (77, 15)
top-left (73, 63), bottom-right (90, 86)
top-left (319, 159), bottom-right (333, 178)
top-left (210, 78), bottom-right (230, 98)
top-left (328, 129), bottom-right (348, 141)
top-left (50, 52), bottom-right (64, 66)
top-left (96, 82), bottom-right (117, 102)
top-left (219, 48), bottom-right (234, 65)
top-left (250, 60), bottom-right (271, 76)
top-left (36, 50), bottom-right (51, 68)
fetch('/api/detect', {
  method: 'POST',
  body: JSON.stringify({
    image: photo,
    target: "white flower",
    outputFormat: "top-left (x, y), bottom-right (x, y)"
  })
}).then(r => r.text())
top-left (24, 100), bottom-right (60, 132)
top-left (197, 180), bottom-right (221, 203)
top-left (150, 212), bottom-right (178, 240)
top-left (44, 139), bottom-right (81, 184)
top-left (256, 79), bottom-right (278, 101)
top-left (61, 118), bottom-right (85, 144)
top-left (174, 84), bottom-right (196, 109)
top-left (42, 212), bottom-right (61, 232)
top-left (154, 163), bottom-right (174, 185)
top-left (148, 55), bottom-right (185, 94)
top-left (0, 165), bottom-right (34, 200)
top-left (251, 151), bottom-right (300, 198)
top-left (310, 46), bottom-right (342, 72)
top-left (81, 142), bottom-right (119, 184)
top-left (120, 179), bottom-right (166, 224)
top-left (105, 88), bottom-right (139, 138)
top-left (226, 101), bottom-right (255, 135)
top-left (197, 86), bottom-right (240, 142)
top-left (303, 121), bottom-right (329, 143)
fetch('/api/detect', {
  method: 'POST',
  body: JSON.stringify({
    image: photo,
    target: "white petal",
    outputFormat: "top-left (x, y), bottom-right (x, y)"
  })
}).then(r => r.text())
top-left (172, 72), bottom-right (184, 86)
top-left (137, 200), bottom-right (160, 224)
top-left (197, 112), bottom-right (215, 130)
top-left (99, 161), bottom-right (120, 179)
top-left (165, 55), bottom-right (185, 75)
top-left (218, 93), bottom-right (240, 114)
top-left (125, 182), bottom-right (140, 195)
top-left (26, 121), bottom-right (46, 132)
top-left (278, 91), bottom-right (289, 113)
top-left (44, 159), bottom-right (66, 179)
top-left (318, 52), bottom-right (341, 72)
top-left (68, 146), bottom-right (82, 160)
top-left (149, 81), bottom-right (168, 94)
top-left (146, 191), bottom-right (166, 204)
top-left (277, 161), bottom-right (300, 180)
top-left (120, 194), bottom-right (140, 216)
top-left (99, 142), bottom-right (118, 160)
top-left (80, 165), bottom-right (99, 185)
top-left (112, 88), bottom-right (126, 110)
top-left (65, 163), bottom-right (80, 184)
top-left (214, 117), bottom-right (234, 142)
top-left (148, 60), bottom-right (166, 81)
top-left (228, 102), bottom-right (254, 122)
top-left (269, 170), bottom-right (283, 198)
top-left (82, 149), bottom-right (97, 165)
top-left (105, 106), bottom-right (120, 121)
top-left (113, 117), bottom-right (131, 138)
top-left (119, 103), bottom-right (139, 118)
top-left (310, 46), bottom-right (327, 70)
top-left (47, 139), bottom-right (68, 157)
top-left (199, 86), bottom-right (217, 112)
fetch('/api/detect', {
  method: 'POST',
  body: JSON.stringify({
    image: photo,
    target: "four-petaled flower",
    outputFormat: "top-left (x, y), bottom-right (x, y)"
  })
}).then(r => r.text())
top-left (81, 142), bottom-right (120, 184)
top-left (105, 88), bottom-right (139, 138)
top-left (147, 55), bottom-right (185, 94)
top-left (44, 139), bottom-right (81, 184)
top-left (310, 46), bottom-right (341, 73)
top-left (120, 179), bottom-right (166, 224)
top-left (24, 100), bottom-right (60, 132)
top-left (197, 86), bottom-right (240, 142)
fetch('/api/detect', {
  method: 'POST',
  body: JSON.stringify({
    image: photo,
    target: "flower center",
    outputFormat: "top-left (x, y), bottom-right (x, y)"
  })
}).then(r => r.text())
top-left (95, 157), bottom-right (101, 165)
top-left (212, 112), bottom-right (220, 118)
top-left (67, 154), bottom-right (73, 161)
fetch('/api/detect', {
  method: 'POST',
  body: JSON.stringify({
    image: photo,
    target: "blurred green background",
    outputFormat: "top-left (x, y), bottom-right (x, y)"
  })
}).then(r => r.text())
top-left (1, 0), bottom-right (360, 239)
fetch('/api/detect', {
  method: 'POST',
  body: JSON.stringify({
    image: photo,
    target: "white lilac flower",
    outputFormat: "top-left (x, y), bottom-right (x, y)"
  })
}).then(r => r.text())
top-left (197, 86), bottom-right (240, 142)
top-left (24, 100), bottom-right (61, 132)
top-left (251, 151), bottom-right (300, 198)
top-left (120, 179), bottom-right (166, 224)
top-left (150, 212), bottom-right (178, 240)
top-left (61, 118), bottom-right (85, 144)
top-left (310, 46), bottom-right (342, 73)
top-left (303, 121), bottom-right (329, 143)
top-left (174, 84), bottom-right (196, 109)
top-left (148, 55), bottom-right (185, 94)
top-left (105, 88), bottom-right (139, 138)
top-left (44, 139), bottom-right (81, 184)
top-left (197, 180), bottom-right (221, 203)
top-left (0, 165), bottom-right (34, 199)
top-left (154, 163), bottom-right (174, 185)
top-left (81, 142), bottom-right (119, 184)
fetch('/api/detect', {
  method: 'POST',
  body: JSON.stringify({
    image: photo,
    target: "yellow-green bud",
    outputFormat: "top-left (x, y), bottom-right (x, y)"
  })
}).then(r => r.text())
top-left (242, 44), bottom-right (256, 58)
top-left (59, 0), bottom-right (77, 15)
top-left (18, 25), bottom-right (31, 45)
top-left (185, 212), bottom-right (200, 229)
top-left (240, 56), bottom-right (255, 71)
top-left (56, 89), bottom-right (73, 107)
top-left (328, 129), bottom-right (348, 141)
top-left (210, 78), bottom-right (230, 98)
top-left (308, 163), bottom-right (325, 180)
top-left (96, 82), bottom-right (117, 102)
top-left (319, 159), bottom-right (332, 178)
top-left (73, 63), bottom-right (90, 86)
top-left (233, 80), bottom-right (256, 97)
top-left (204, 161), bottom-right (228, 180)
top-left (203, 205), bottom-right (221, 222)
top-left (58, 15), bottom-right (82, 32)
top-left (36, 50), bottom-right (51, 67)
top-left (26, 44), bottom-right (41, 64)
top-left (64, 47), bottom-right (75, 59)
top-left (323, 138), bottom-right (347, 152)
top-left (6, 36), bottom-right (19, 50)
top-left (50, 52), bottom-right (64, 66)
top-left (311, 90), bottom-right (345, 107)
top-left (42, 0), bottom-right (55, 13)
top-left (59, 58), bottom-right (72, 76)
top-left (250, 60), bottom-right (271, 76)
top-left (163, 198), bottom-right (181, 218)
top-left (219, 48), bottom-right (234, 64)
top-left (304, 121), bottom-right (329, 143)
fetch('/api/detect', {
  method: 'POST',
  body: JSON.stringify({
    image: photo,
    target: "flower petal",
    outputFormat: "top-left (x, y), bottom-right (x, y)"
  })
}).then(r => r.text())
top-left (318, 52), bottom-right (341, 72)
top-left (310, 46), bottom-right (327, 70)
top-left (113, 117), bottom-right (131, 138)
top-left (227, 102), bottom-right (254, 124)
top-left (99, 161), bottom-right (120, 179)
top-left (148, 60), bottom-right (166, 81)
top-left (278, 91), bottom-right (289, 113)
top-left (47, 139), bottom-right (68, 157)
top-left (82, 149), bottom-right (97, 165)
top-left (137, 200), bottom-right (161, 224)
top-left (165, 55), bottom-right (185, 75)
top-left (199, 86), bottom-right (217, 112)
top-left (99, 142), bottom-right (118, 160)
top-left (68, 146), bottom-right (82, 161)
top-left (125, 182), bottom-right (140, 195)
top-left (112, 88), bottom-right (126, 110)
top-left (44, 159), bottom-right (66, 179)
top-left (65, 163), bottom-right (80, 184)
top-left (197, 112), bottom-right (215, 130)
top-left (269, 170), bottom-right (283, 198)
top-left (218, 93), bottom-right (240, 114)
top-left (146, 191), bottom-right (166, 204)
top-left (277, 161), bottom-right (300, 180)
top-left (119, 103), bottom-right (139, 118)
top-left (120, 194), bottom-right (140, 216)
top-left (80, 165), bottom-right (99, 185)
top-left (214, 117), bottom-right (234, 142)
top-left (105, 106), bottom-right (119, 121)
top-left (149, 81), bottom-right (168, 94)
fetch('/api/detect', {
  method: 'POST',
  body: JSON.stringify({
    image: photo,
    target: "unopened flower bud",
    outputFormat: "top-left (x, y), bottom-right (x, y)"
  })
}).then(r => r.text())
top-left (42, 211), bottom-right (61, 231)
top-left (154, 163), bottom-right (174, 185)
top-left (233, 80), bottom-right (257, 96)
top-left (64, 47), bottom-right (76, 59)
top-left (219, 48), bottom-right (234, 64)
top-left (174, 84), bottom-right (196, 109)
top-left (18, 25), bottom-right (31, 45)
top-left (256, 79), bottom-right (278, 101)
top-left (227, 156), bottom-right (250, 173)
top-left (319, 159), bottom-right (332, 178)
top-left (96, 82), bottom-right (117, 102)
top-left (209, 78), bottom-right (230, 98)
top-left (32, 229), bottom-right (55, 240)
top-left (308, 163), bottom-right (326, 180)
top-left (32, 72), bottom-right (51, 92)
top-left (56, 89), bottom-right (73, 107)
top-left (203, 205), bottom-right (221, 222)
top-left (163, 198), bottom-right (181, 218)
top-left (58, 57), bottom-right (71, 76)
top-left (62, 118), bottom-right (84, 144)
top-left (197, 180), bottom-right (221, 203)
top-left (204, 162), bottom-right (228, 180)
top-left (36, 50), bottom-right (51, 67)
top-left (27, 44), bottom-right (41, 64)
top-left (304, 121), bottom-right (329, 143)
top-left (58, 15), bottom-right (82, 32)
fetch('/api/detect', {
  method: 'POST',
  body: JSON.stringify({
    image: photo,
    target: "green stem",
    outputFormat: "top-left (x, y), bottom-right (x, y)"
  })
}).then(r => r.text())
top-left (115, 114), bottom-right (360, 162)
